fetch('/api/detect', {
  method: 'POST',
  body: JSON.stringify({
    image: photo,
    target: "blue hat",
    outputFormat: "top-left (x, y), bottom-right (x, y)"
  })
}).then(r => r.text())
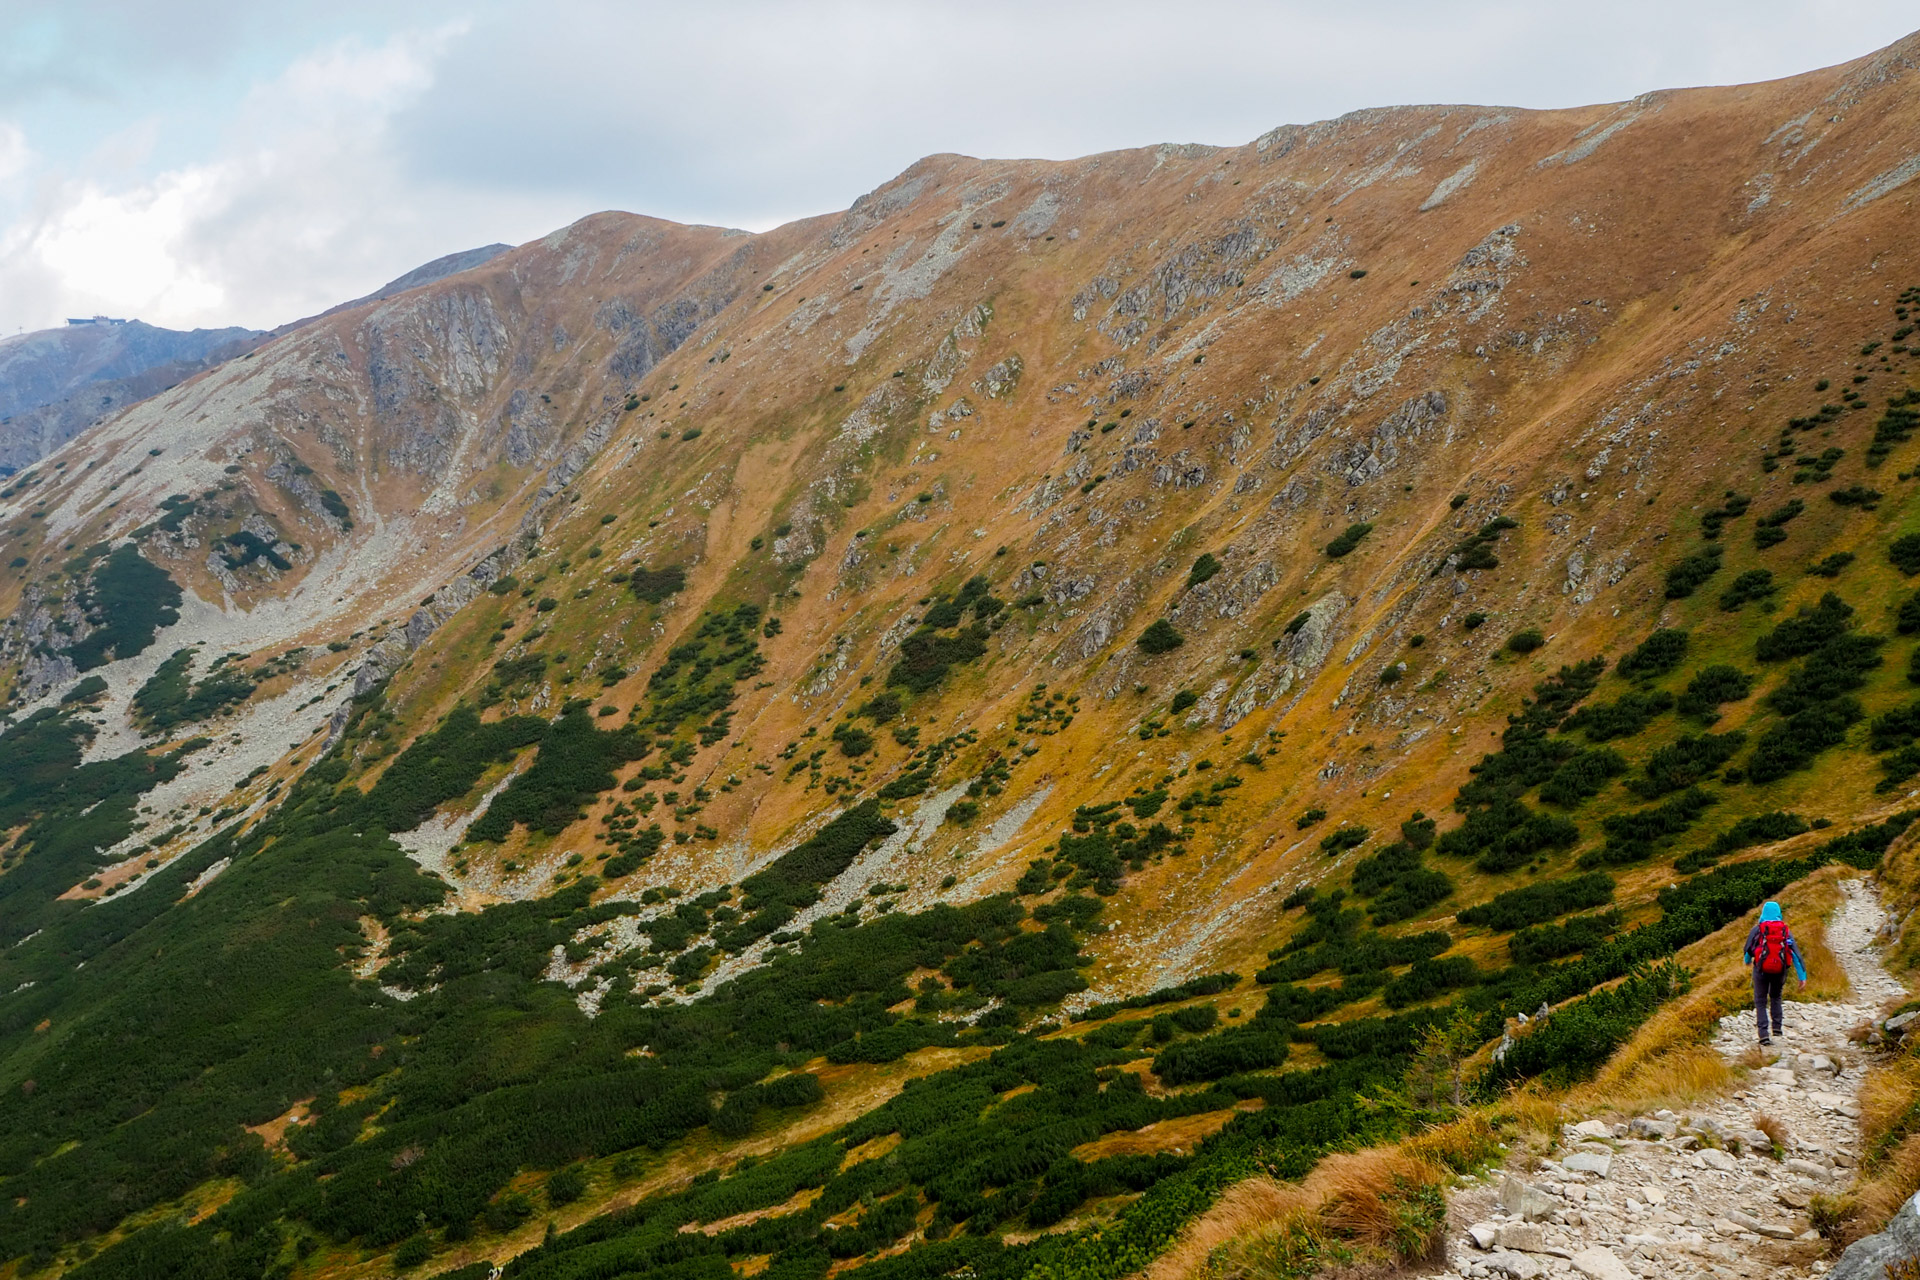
top-left (1759, 901), bottom-right (1783, 922)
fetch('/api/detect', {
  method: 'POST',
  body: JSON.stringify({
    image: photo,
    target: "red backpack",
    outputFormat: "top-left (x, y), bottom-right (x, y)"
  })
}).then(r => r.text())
top-left (1757, 920), bottom-right (1789, 974)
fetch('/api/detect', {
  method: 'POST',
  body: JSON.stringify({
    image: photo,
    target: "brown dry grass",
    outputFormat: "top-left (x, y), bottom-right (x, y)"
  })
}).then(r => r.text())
top-left (1846, 1050), bottom-right (1920, 1243)
top-left (1753, 1111), bottom-right (1789, 1150)
top-left (1146, 1117), bottom-right (1496, 1280)
top-left (1071, 1110), bottom-right (1241, 1162)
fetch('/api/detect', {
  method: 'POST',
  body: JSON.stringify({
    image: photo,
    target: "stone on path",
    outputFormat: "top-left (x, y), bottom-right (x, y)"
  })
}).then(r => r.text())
top-left (1569, 1246), bottom-right (1635, 1280)
top-left (1468, 1223), bottom-right (1499, 1250)
top-left (1500, 1175), bottom-right (1556, 1222)
top-left (1494, 1223), bottom-right (1549, 1253)
top-left (1697, 1147), bottom-right (1738, 1172)
top-left (1562, 1151), bottom-right (1612, 1177)
top-left (1485, 1249), bottom-right (1544, 1280)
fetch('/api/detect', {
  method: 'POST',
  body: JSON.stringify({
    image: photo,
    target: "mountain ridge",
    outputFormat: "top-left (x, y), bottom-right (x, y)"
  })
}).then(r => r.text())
top-left (0, 29), bottom-right (1916, 1279)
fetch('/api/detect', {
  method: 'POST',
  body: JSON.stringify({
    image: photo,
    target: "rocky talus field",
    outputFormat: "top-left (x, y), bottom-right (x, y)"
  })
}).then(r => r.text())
top-left (4, 29), bottom-right (1920, 1280)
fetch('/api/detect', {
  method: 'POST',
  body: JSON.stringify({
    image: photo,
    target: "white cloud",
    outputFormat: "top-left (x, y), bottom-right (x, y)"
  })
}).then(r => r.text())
top-left (0, 21), bottom-right (577, 333)
top-left (0, 123), bottom-right (28, 183)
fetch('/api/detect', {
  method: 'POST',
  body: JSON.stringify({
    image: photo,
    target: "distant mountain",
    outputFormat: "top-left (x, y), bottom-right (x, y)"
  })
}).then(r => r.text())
top-left (0, 244), bottom-right (516, 472)
top-left (0, 321), bottom-right (263, 472)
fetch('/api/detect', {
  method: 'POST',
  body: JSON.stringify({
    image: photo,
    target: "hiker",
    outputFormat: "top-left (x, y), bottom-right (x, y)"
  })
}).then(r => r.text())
top-left (1742, 900), bottom-right (1807, 1045)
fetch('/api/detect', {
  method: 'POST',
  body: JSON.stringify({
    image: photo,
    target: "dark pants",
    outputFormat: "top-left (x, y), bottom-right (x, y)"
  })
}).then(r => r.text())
top-left (1754, 966), bottom-right (1785, 1039)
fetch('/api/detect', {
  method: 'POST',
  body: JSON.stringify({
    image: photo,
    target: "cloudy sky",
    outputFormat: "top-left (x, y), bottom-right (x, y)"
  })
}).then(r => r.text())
top-left (0, 0), bottom-right (1913, 335)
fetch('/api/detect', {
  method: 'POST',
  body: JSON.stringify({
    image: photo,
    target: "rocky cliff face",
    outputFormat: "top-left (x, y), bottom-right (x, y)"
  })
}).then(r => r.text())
top-left (0, 244), bottom-right (517, 474)
top-left (1, 31), bottom-right (1920, 1280)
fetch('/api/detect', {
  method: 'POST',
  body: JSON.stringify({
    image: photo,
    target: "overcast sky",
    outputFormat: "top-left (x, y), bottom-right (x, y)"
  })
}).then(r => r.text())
top-left (0, 0), bottom-right (1913, 335)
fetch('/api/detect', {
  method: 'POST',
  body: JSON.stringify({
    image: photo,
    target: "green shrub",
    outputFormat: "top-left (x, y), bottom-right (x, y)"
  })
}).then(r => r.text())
top-left (1719, 568), bottom-right (1776, 611)
top-left (1508, 910), bottom-right (1621, 964)
top-left (394, 1234), bottom-right (433, 1267)
top-left (1296, 807), bottom-right (1327, 828)
top-left (1664, 545), bottom-right (1723, 598)
top-left (1868, 389), bottom-right (1920, 466)
top-left (1748, 699), bottom-right (1864, 783)
top-left (1152, 1025), bottom-right (1288, 1084)
top-left (1674, 811), bottom-right (1810, 872)
top-left (1438, 517), bottom-right (1519, 574)
top-left (1458, 872), bottom-right (1613, 931)
top-left (1631, 734), bottom-right (1744, 798)
top-left (67, 546), bottom-right (181, 671)
top-left (1462, 612), bottom-right (1487, 631)
top-left (1896, 591), bottom-right (1920, 635)
top-left (1699, 493), bottom-right (1752, 539)
top-left (1756, 592), bottom-right (1857, 661)
top-left (1564, 689), bottom-right (1673, 740)
top-left (1482, 960), bottom-right (1688, 1086)
top-left (1075, 972), bottom-right (1238, 1021)
top-left (629, 564), bottom-right (687, 604)
top-left (1616, 628), bottom-right (1687, 680)
top-left (1325, 522), bottom-right (1374, 558)
top-left (1537, 748), bottom-right (1626, 806)
top-left (1319, 825), bottom-right (1369, 854)
top-left (467, 706), bottom-right (647, 841)
top-left (1186, 553), bottom-right (1221, 589)
top-left (1675, 665), bottom-right (1755, 718)
top-left (1892, 534), bottom-right (1920, 576)
top-left (1505, 629), bottom-right (1545, 655)
top-left (547, 1165), bottom-right (588, 1207)
top-left (1383, 955), bottom-right (1478, 1007)
top-left (1137, 619), bottom-right (1184, 655)
top-left (1753, 499), bottom-right (1805, 549)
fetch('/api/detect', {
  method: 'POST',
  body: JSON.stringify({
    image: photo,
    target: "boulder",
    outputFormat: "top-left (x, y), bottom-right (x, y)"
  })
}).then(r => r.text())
top-left (1885, 1010), bottom-right (1919, 1034)
top-left (1729, 1208), bottom-right (1797, 1239)
top-left (1494, 1223), bottom-right (1549, 1253)
top-left (1500, 1175), bottom-right (1557, 1222)
top-left (1629, 1117), bottom-right (1678, 1140)
top-left (1698, 1148), bottom-right (1739, 1172)
top-left (1832, 1190), bottom-right (1920, 1280)
top-left (1778, 1186), bottom-right (1814, 1209)
top-left (1570, 1246), bottom-right (1635, 1280)
top-left (1468, 1223), bottom-right (1499, 1250)
top-left (1569, 1119), bottom-right (1612, 1139)
top-left (1485, 1250), bottom-right (1544, 1280)
top-left (1785, 1157), bottom-right (1830, 1180)
top-left (1563, 1151), bottom-right (1613, 1177)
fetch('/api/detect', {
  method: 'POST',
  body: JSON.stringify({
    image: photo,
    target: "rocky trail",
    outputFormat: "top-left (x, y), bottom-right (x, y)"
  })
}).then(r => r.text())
top-left (1435, 879), bottom-right (1909, 1280)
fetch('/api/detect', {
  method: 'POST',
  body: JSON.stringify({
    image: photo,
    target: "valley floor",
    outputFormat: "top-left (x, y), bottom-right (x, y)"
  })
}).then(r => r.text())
top-left (1432, 879), bottom-right (1906, 1280)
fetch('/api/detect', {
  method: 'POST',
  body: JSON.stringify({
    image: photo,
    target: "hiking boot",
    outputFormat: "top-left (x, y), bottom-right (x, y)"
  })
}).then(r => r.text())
top-left (1759, 1036), bottom-right (1772, 1045)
